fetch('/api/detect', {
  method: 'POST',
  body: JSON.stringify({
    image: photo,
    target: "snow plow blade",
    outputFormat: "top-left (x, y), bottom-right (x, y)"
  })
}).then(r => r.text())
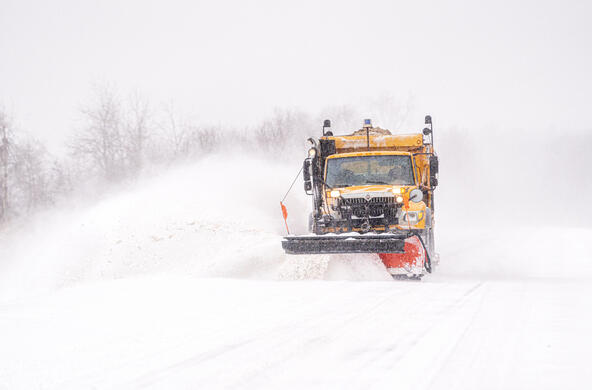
top-left (282, 233), bottom-right (409, 255)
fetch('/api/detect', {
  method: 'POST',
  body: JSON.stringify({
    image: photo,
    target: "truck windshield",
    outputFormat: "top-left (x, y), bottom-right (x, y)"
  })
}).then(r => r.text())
top-left (325, 155), bottom-right (414, 187)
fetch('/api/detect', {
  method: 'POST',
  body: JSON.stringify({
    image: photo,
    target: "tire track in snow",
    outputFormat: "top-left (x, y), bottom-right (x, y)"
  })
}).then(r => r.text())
top-left (369, 281), bottom-right (486, 389)
top-left (128, 286), bottom-right (416, 389)
top-left (128, 281), bottom-right (485, 389)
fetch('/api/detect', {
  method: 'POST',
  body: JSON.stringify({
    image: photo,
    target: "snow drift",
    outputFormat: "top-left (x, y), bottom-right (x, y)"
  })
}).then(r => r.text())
top-left (0, 155), bottom-right (393, 302)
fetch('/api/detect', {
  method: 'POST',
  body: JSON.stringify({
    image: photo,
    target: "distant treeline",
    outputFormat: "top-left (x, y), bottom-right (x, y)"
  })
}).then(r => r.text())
top-left (2, 87), bottom-right (590, 227)
top-left (0, 87), bottom-right (405, 224)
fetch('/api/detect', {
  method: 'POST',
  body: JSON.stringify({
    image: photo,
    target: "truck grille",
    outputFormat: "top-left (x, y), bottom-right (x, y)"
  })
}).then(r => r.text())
top-left (339, 196), bottom-right (398, 219)
top-left (342, 196), bottom-right (395, 205)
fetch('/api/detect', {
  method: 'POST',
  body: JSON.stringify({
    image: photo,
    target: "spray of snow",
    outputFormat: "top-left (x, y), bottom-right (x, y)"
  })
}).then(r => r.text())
top-left (2, 138), bottom-right (591, 303)
top-left (0, 155), bottom-right (393, 302)
top-left (1, 128), bottom-right (591, 303)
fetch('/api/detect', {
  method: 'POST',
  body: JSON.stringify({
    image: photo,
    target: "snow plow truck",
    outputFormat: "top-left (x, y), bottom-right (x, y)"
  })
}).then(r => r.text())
top-left (282, 117), bottom-right (439, 279)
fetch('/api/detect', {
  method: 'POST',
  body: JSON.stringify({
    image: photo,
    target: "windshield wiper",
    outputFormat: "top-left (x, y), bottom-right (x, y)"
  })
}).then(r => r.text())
top-left (364, 180), bottom-right (389, 185)
top-left (332, 183), bottom-right (352, 188)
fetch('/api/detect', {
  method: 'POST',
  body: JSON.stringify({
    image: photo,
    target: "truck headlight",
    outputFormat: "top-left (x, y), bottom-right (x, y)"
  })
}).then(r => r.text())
top-left (330, 190), bottom-right (341, 198)
top-left (401, 211), bottom-right (424, 224)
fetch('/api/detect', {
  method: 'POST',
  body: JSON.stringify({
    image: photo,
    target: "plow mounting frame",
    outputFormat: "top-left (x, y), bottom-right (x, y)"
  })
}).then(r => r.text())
top-left (282, 232), bottom-right (411, 255)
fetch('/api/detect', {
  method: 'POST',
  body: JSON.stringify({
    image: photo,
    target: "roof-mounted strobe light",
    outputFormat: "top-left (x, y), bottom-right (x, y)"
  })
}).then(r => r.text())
top-left (322, 119), bottom-right (332, 136)
top-left (363, 119), bottom-right (372, 151)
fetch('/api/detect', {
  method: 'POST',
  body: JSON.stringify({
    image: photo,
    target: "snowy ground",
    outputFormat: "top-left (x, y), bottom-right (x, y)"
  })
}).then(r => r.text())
top-left (1, 157), bottom-right (591, 389)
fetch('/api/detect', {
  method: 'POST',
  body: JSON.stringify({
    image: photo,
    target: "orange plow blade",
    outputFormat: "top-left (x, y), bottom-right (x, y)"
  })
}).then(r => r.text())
top-left (378, 235), bottom-right (426, 279)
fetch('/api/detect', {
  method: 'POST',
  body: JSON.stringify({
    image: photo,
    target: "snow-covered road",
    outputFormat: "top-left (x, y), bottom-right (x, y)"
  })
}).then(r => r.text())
top-left (1, 158), bottom-right (591, 389)
top-left (1, 227), bottom-right (591, 389)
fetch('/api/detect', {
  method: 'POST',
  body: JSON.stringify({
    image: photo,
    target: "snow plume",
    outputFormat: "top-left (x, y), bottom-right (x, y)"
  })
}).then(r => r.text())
top-left (0, 154), bottom-right (391, 302)
top-left (1, 117), bottom-right (591, 302)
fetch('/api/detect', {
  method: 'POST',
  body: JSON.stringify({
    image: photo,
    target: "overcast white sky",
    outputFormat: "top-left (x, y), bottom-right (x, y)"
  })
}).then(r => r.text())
top-left (1, 0), bottom-right (591, 151)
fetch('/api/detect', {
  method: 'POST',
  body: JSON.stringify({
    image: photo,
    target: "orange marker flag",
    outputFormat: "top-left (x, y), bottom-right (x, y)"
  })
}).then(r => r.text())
top-left (280, 202), bottom-right (290, 234)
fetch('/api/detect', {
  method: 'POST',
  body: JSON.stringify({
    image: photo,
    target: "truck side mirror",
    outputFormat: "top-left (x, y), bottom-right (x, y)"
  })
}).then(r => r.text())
top-left (303, 159), bottom-right (311, 181)
top-left (303, 159), bottom-right (312, 194)
top-left (430, 177), bottom-right (438, 187)
top-left (429, 155), bottom-right (439, 175)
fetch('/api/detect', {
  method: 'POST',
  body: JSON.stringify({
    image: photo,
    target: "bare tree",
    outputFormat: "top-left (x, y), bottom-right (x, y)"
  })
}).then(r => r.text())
top-left (317, 104), bottom-right (359, 135)
top-left (156, 104), bottom-right (221, 161)
top-left (158, 102), bottom-right (189, 161)
top-left (10, 140), bottom-right (52, 213)
top-left (47, 159), bottom-right (73, 201)
top-left (0, 110), bottom-right (11, 221)
top-left (193, 126), bottom-right (220, 154)
top-left (0, 109), bottom-right (57, 221)
top-left (255, 108), bottom-right (310, 153)
top-left (123, 91), bottom-right (152, 173)
top-left (70, 87), bottom-right (126, 181)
